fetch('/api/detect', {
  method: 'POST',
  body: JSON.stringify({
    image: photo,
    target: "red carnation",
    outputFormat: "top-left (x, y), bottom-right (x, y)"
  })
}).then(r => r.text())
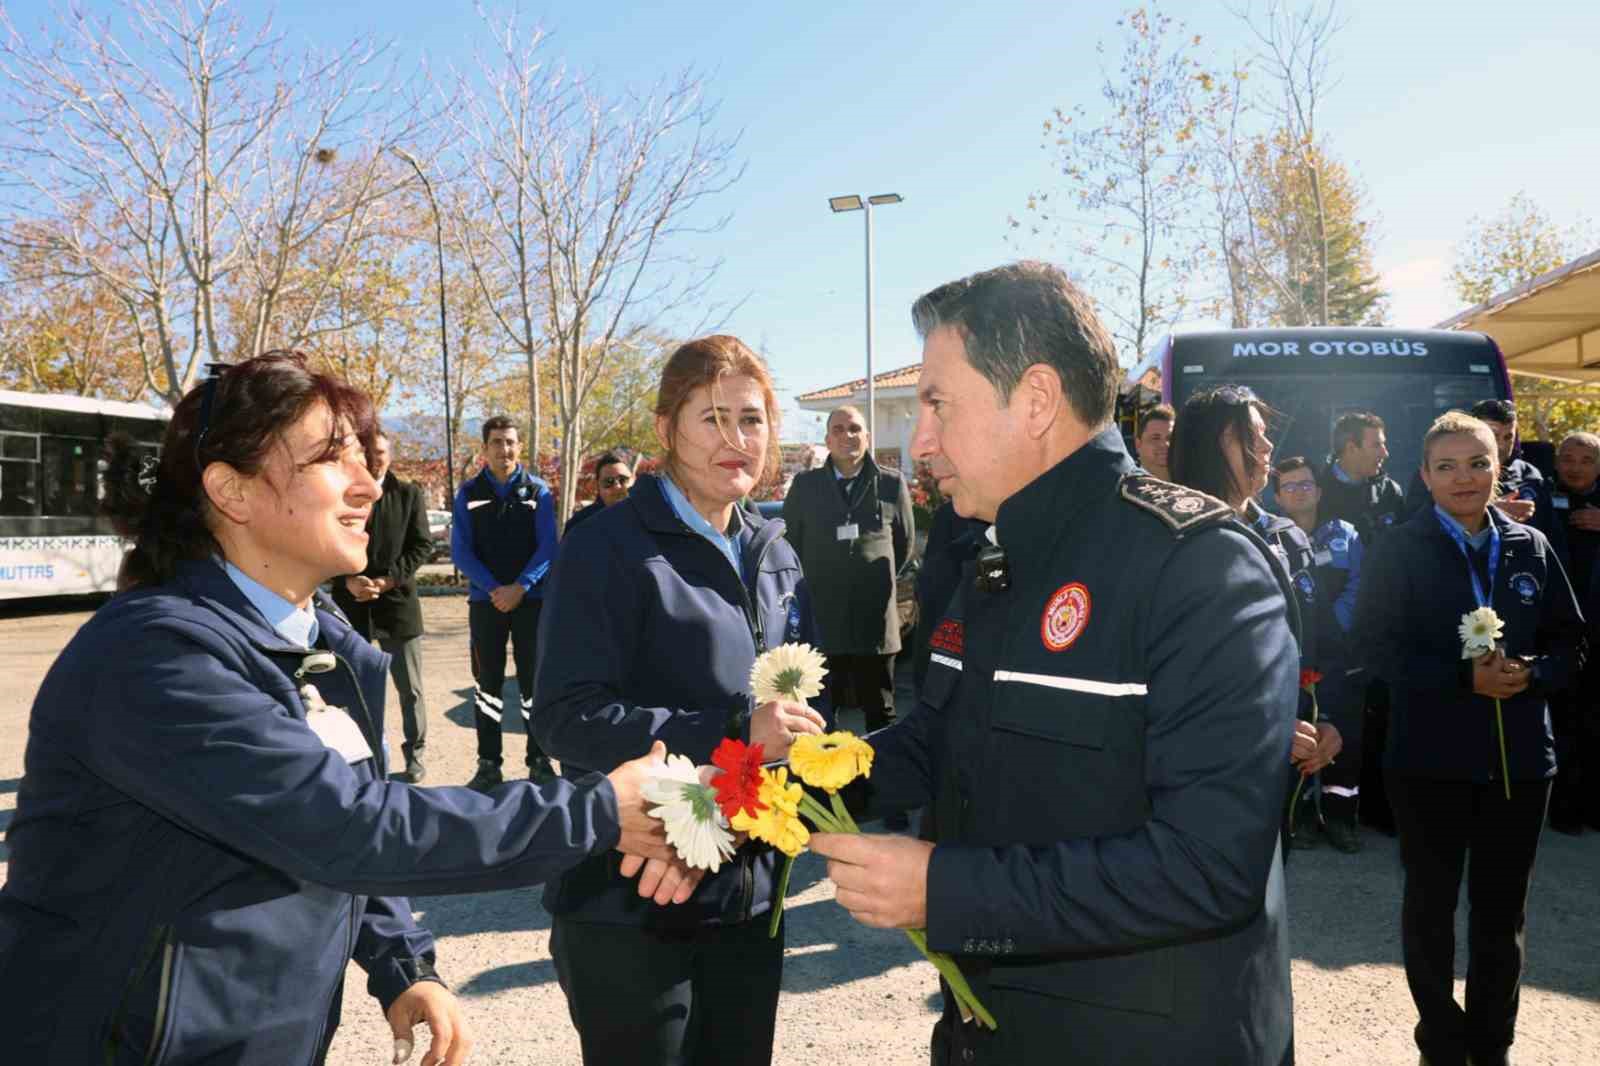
top-left (709, 737), bottom-right (767, 821)
top-left (1299, 668), bottom-right (1324, 691)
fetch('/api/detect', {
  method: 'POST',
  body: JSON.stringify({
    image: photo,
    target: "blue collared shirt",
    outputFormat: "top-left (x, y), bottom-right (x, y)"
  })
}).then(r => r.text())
top-left (221, 559), bottom-right (320, 647)
top-left (483, 464), bottom-right (523, 498)
top-left (660, 474), bottom-right (744, 581)
top-left (1434, 505), bottom-right (1495, 551)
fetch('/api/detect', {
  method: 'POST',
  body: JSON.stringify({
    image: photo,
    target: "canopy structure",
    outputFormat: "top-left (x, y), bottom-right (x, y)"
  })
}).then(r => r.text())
top-left (1436, 248), bottom-right (1600, 385)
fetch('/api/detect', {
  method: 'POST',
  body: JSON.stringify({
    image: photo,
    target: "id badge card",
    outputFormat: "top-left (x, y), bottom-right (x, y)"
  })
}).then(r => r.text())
top-left (836, 522), bottom-right (859, 542)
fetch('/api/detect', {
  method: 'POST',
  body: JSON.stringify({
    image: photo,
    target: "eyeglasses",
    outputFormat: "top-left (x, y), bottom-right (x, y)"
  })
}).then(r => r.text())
top-left (1277, 481), bottom-right (1318, 495)
top-left (600, 475), bottom-right (632, 489)
top-left (1211, 384), bottom-right (1259, 405)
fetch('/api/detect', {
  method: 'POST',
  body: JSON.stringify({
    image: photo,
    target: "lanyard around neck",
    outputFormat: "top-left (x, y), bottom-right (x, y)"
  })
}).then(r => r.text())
top-left (1436, 510), bottom-right (1500, 608)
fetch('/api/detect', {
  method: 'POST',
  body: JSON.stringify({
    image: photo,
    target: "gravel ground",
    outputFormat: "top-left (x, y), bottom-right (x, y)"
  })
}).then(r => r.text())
top-left (2, 592), bottom-right (1595, 1065)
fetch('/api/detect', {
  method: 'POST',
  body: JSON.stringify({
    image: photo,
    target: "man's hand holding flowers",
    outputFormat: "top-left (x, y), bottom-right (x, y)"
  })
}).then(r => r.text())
top-left (809, 832), bottom-right (935, 929)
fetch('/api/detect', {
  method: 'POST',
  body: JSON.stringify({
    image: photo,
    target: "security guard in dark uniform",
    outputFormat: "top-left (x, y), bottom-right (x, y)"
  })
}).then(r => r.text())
top-left (812, 263), bottom-right (1298, 1066)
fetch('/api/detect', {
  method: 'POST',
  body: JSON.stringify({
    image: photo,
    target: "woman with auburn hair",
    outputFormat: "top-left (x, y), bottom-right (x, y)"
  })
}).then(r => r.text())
top-left (534, 334), bottom-right (828, 1066)
top-left (1355, 411), bottom-right (1582, 1066)
top-left (0, 351), bottom-right (677, 1066)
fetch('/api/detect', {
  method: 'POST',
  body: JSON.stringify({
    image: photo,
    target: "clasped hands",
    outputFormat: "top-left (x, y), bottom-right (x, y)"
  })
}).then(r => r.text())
top-left (344, 574), bottom-right (394, 602)
top-left (605, 696), bottom-right (826, 907)
top-left (1290, 719), bottom-right (1342, 776)
top-left (1472, 648), bottom-right (1531, 700)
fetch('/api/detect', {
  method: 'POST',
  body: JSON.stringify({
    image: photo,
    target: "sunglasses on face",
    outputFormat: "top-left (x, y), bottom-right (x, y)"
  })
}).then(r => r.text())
top-left (1211, 384), bottom-right (1259, 405)
top-left (600, 475), bottom-right (632, 489)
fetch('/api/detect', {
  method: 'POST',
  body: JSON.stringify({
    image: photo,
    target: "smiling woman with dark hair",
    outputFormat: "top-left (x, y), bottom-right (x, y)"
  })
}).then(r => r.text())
top-left (0, 351), bottom-right (678, 1066)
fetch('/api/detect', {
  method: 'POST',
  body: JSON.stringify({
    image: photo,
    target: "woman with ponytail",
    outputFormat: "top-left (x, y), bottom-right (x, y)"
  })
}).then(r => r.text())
top-left (0, 351), bottom-right (684, 1066)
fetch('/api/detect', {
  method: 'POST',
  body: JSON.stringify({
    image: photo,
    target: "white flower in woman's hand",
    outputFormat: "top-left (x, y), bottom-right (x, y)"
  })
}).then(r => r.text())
top-left (749, 643), bottom-right (828, 704)
top-left (642, 754), bottom-right (737, 872)
top-left (1459, 606), bottom-right (1505, 659)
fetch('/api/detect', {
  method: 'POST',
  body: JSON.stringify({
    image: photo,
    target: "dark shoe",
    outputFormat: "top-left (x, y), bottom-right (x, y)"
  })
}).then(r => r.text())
top-left (465, 759), bottom-right (503, 794)
top-left (1290, 821), bottom-right (1322, 849)
top-left (401, 752), bottom-right (426, 784)
top-left (1325, 818), bottom-right (1363, 853)
top-left (527, 755), bottom-right (557, 784)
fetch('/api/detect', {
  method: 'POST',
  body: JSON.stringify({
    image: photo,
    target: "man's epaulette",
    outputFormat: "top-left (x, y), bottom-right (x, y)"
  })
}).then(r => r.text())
top-left (1117, 473), bottom-right (1233, 535)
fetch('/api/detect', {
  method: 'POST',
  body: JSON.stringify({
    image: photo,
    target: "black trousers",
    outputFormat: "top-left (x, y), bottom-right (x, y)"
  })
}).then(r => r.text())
top-left (377, 636), bottom-right (428, 759)
top-left (1386, 773), bottom-right (1551, 1066)
top-left (1318, 670), bottom-right (1364, 823)
top-left (550, 917), bottom-right (783, 1066)
top-left (825, 652), bottom-right (897, 733)
top-left (1548, 688), bottom-right (1598, 827)
top-left (467, 598), bottom-right (545, 766)
top-left (1359, 680), bottom-right (1395, 831)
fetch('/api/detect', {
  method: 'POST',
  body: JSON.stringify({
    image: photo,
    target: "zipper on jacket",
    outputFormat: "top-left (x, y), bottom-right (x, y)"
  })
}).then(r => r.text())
top-left (142, 934), bottom-right (177, 1066)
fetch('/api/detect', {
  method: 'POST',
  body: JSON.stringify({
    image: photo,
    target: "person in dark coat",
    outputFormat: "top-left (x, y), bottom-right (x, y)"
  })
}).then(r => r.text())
top-left (1170, 386), bottom-right (1338, 855)
top-left (1405, 399), bottom-right (1550, 538)
top-left (1355, 410), bottom-right (1584, 1066)
top-left (331, 429), bottom-right (434, 781)
top-left (451, 415), bottom-right (559, 791)
top-left (782, 405), bottom-right (917, 737)
top-left (1544, 431), bottom-right (1600, 832)
top-left (0, 352), bottom-right (680, 1066)
top-left (534, 335), bottom-right (829, 1066)
top-left (1317, 409), bottom-right (1407, 835)
top-left (811, 263), bottom-right (1299, 1066)
top-left (564, 451), bottom-right (634, 536)
top-left (911, 500), bottom-right (988, 697)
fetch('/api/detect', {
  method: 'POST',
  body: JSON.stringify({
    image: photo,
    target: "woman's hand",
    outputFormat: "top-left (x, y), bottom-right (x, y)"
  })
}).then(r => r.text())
top-left (749, 699), bottom-right (826, 758)
top-left (386, 980), bottom-right (471, 1065)
top-left (1290, 719), bottom-right (1319, 766)
top-left (606, 741), bottom-right (676, 863)
top-left (618, 854), bottom-right (707, 905)
top-left (1472, 650), bottom-right (1530, 700)
top-left (1298, 722), bottom-right (1343, 776)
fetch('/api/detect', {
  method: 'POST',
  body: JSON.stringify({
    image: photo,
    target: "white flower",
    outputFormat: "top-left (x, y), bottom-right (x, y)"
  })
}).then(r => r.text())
top-left (1459, 606), bottom-right (1505, 659)
top-left (749, 642), bottom-right (828, 704)
top-left (642, 754), bottom-right (737, 872)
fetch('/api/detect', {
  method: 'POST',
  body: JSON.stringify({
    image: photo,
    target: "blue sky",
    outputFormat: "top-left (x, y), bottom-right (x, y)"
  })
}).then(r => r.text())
top-left (14, 1), bottom-right (1598, 440)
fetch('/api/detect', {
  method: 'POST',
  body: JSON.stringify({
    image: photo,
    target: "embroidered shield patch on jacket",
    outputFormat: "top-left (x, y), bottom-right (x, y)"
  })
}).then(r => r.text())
top-left (1041, 583), bottom-right (1091, 652)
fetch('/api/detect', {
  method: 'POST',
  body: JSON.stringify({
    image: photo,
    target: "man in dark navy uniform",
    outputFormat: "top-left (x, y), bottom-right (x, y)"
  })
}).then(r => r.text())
top-left (811, 262), bottom-right (1299, 1066)
top-left (451, 415), bottom-right (559, 791)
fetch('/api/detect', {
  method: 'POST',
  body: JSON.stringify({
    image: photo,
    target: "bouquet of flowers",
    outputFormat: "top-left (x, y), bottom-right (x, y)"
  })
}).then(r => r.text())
top-left (1460, 606), bottom-right (1512, 799)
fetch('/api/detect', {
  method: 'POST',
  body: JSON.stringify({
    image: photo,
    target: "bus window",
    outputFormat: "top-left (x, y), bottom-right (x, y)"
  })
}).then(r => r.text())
top-left (40, 435), bottom-right (99, 518)
top-left (1, 432), bottom-right (40, 517)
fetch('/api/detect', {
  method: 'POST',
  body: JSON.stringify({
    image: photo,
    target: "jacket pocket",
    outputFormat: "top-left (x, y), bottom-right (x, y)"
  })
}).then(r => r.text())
top-left (990, 686), bottom-right (1111, 751)
top-left (106, 924), bottom-right (182, 1066)
top-left (989, 947), bottom-right (1175, 1018)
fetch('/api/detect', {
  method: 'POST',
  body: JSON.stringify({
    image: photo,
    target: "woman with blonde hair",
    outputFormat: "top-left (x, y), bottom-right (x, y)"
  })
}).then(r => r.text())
top-left (534, 335), bottom-right (828, 1065)
top-left (1355, 410), bottom-right (1583, 1066)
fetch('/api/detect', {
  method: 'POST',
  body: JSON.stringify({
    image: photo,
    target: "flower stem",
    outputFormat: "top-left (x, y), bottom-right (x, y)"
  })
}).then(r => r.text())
top-left (797, 793), bottom-right (844, 834)
top-left (768, 854), bottom-right (795, 938)
top-left (1288, 684), bottom-right (1319, 834)
top-left (904, 928), bottom-right (998, 1030)
top-left (828, 791), bottom-right (860, 833)
top-left (1495, 698), bottom-right (1511, 801)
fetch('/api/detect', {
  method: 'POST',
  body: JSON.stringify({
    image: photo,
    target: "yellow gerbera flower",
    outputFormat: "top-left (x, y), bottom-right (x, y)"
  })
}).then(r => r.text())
top-left (730, 767), bottom-right (811, 857)
top-left (788, 731), bottom-right (874, 792)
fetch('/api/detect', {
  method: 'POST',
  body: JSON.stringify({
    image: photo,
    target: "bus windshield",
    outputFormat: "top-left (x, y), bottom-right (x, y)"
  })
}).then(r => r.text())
top-left (1160, 328), bottom-right (1512, 486)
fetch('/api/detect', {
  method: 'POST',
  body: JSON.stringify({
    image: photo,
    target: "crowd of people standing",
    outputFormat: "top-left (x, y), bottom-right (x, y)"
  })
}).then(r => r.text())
top-left (2, 258), bottom-right (1595, 1066)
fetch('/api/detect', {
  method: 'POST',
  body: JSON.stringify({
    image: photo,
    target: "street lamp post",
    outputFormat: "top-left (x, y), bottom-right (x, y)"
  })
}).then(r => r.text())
top-left (828, 193), bottom-right (903, 450)
top-left (392, 147), bottom-right (457, 515)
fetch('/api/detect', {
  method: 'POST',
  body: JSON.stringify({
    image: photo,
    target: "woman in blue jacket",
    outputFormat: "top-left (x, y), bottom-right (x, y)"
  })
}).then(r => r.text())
top-left (534, 335), bottom-right (828, 1066)
top-left (0, 352), bottom-right (675, 1066)
top-left (1355, 411), bottom-right (1584, 1066)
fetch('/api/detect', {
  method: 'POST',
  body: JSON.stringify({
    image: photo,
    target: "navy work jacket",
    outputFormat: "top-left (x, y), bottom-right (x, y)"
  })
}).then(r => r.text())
top-left (855, 430), bottom-right (1297, 1066)
top-left (534, 474), bottom-right (824, 930)
top-left (0, 560), bottom-right (623, 1065)
top-left (1355, 508), bottom-right (1585, 782)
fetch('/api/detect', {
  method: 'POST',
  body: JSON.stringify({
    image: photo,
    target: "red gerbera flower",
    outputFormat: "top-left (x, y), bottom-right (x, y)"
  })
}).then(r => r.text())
top-left (709, 737), bottom-right (768, 821)
top-left (1299, 668), bottom-right (1324, 691)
